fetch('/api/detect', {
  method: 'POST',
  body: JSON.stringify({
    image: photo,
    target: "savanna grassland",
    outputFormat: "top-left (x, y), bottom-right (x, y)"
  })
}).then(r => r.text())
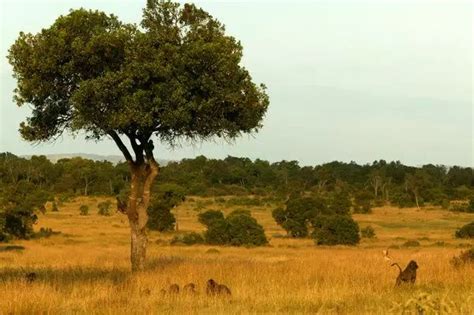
top-left (1, 196), bottom-right (473, 314)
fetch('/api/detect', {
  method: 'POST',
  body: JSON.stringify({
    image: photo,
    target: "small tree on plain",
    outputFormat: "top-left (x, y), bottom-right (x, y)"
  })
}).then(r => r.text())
top-left (79, 205), bottom-right (89, 216)
top-left (455, 222), bottom-right (474, 239)
top-left (312, 215), bottom-right (360, 246)
top-left (199, 210), bottom-right (267, 246)
top-left (8, 1), bottom-right (268, 271)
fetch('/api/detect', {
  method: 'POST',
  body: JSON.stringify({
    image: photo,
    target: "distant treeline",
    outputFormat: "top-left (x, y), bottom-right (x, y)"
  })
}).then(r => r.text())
top-left (1, 152), bottom-right (473, 209)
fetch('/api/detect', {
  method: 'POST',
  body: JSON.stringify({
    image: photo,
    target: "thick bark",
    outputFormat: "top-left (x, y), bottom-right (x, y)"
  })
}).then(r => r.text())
top-left (108, 131), bottom-right (159, 272)
top-left (127, 160), bottom-right (159, 272)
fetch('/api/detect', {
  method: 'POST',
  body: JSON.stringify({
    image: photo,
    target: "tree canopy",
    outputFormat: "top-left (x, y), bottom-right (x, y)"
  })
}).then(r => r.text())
top-left (8, 1), bottom-right (269, 163)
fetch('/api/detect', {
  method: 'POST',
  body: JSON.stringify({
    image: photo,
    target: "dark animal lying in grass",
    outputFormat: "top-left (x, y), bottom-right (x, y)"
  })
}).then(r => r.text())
top-left (206, 279), bottom-right (231, 296)
top-left (25, 272), bottom-right (37, 283)
top-left (392, 260), bottom-right (418, 286)
top-left (183, 283), bottom-right (197, 294)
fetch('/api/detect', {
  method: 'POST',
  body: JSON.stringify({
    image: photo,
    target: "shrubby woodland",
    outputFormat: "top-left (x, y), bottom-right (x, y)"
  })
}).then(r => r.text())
top-left (1, 153), bottom-right (472, 203)
top-left (1, 152), bottom-right (473, 243)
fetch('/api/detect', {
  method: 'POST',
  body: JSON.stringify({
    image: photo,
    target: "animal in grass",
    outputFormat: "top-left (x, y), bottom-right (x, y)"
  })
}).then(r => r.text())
top-left (183, 283), bottom-right (197, 294)
top-left (167, 283), bottom-right (180, 294)
top-left (25, 272), bottom-right (37, 283)
top-left (206, 279), bottom-right (231, 296)
top-left (392, 260), bottom-right (418, 286)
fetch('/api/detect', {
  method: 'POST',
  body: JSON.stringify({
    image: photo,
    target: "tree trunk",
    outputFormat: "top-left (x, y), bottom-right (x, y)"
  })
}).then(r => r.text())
top-left (414, 193), bottom-right (420, 209)
top-left (84, 178), bottom-right (88, 196)
top-left (127, 160), bottom-right (159, 272)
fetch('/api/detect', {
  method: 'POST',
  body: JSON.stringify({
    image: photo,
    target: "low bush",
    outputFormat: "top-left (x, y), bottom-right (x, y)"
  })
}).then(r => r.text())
top-left (402, 240), bottom-right (421, 247)
top-left (97, 201), bottom-right (112, 216)
top-left (79, 205), bottom-right (89, 216)
top-left (226, 214), bottom-right (268, 246)
top-left (170, 232), bottom-right (204, 245)
top-left (199, 210), bottom-right (267, 246)
top-left (353, 191), bottom-right (373, 214)
top-left (51, 201), bottom-right (59, 212)
top-left (312, 215), bottom-right (360, 246)
top-left (33, 227), bottom-right (60, 239)
top-left (361, 225), bottom-right (376, 238)
top-left (455, 222), bottom-right (474, 239)
top-left (198, 210), bottom-right (225, 226)
top-left (450, 247), bottom-right (474, 268)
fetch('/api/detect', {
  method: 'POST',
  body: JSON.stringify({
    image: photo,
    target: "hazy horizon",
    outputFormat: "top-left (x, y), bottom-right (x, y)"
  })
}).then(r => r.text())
top-left (1, 0), bottom-right (472, 167)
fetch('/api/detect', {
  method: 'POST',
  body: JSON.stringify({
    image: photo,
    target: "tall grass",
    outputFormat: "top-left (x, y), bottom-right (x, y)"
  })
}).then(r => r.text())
top-left (0, 196), bottom-right (472, 314)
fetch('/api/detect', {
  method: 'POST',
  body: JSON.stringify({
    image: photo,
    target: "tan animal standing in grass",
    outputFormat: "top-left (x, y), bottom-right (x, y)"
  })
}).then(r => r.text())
top-left (183, 283), bottom-right (197, 294)
top-left (206, 279), bottom-right (231, 296)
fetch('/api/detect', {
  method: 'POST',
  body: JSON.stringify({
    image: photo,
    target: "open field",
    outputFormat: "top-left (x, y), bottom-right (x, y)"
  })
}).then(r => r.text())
top-left (1, 196), bottom-right (473, 314)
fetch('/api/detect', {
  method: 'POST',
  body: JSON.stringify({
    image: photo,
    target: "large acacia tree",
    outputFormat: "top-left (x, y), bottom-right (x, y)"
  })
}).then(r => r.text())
top-left (8, 0), bottom-right (269, 271)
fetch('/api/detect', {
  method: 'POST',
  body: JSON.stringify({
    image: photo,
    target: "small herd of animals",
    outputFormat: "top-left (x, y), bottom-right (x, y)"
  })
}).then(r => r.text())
top-left (22, 254), bottom-right (418, 293)
top-left (159, 279), bottom-right (231, 296)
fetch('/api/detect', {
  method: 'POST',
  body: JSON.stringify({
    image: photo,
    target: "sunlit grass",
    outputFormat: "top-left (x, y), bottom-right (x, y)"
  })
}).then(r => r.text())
top-left (0, 196), bottom-right (473, 314)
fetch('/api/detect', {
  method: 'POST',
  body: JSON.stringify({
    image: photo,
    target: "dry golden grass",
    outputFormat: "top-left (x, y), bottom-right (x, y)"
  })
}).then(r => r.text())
top-left (0, 196), bottom-right (473, 314)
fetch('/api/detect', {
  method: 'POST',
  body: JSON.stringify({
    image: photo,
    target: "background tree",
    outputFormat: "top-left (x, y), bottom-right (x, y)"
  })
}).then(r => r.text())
top-left (8, 1), bottom-right (268, 271)
top-left (147, 184), bottom-right (185, 232)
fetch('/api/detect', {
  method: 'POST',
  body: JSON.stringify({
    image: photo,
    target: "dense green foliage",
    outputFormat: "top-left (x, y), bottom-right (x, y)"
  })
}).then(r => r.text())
top-left (312, 215), bottom-right (360, 246)
top-left (1, 153), bottom-right (472, 205)
top-left (79, 205), bottom-right (89, 216)
top-left (7, 1), bottom-right (268, 161)
top-left (97, 201), bottom-right (112, 216)
top-left (0, 178), bottom-right (50, 241)
top-left (1, 153), bottom-right (473, 242)
top-left (7, 0), bottom-right (269, 270)
top-left (147, 184), bottom-right (185, 232)
top-left (455, 222), bottom-right (474, 239)
top-left (199, 210), bottom-right (267, 246)
top-left (170, 232), bottom-right (204, 245)
top-left (272, 193), bottom-right (350, 237)
top-left (361, 225), bottom-right (376, 238)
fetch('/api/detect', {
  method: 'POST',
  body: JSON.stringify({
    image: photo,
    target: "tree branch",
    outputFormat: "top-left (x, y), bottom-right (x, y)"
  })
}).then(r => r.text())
top-left (108, 131), bottom-right (134, 163)
top-left (126, 133), bottom-right (144, 164)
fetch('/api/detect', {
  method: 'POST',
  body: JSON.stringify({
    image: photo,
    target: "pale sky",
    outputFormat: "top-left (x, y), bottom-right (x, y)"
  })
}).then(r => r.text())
top-left (0, 0), bottom-right (472, 166)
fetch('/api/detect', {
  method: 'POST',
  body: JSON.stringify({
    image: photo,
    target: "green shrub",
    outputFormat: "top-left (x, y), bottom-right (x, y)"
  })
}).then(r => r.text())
top-left (200, 210), bottom-right (267, 246)
top-left (402, 240), bottom-right (421, 247)
top-left (147, 184), bottom-right (185, 232)
top-left (312, 215), bottom-right (360, 246)
top-left (228, 209), bottom-right (251, 217)
top-left (272, 195), bottom-right (328, 238)
top-left (353, 191), bottom-right (373, 214)
top-left (0, 210), bottom-right (38, 241)
top-left (206, 248), bottom-right (220, 254)
top-left (441, 199), bottom-right (451, 210)
top-left (468, 196), bottom-right (474, 213)
top-left (455, 222), bottom-right (474, 239)
top-left (204, 219), bottom-right (231, 245)
top-left (361, 225), bottom-right (376, 238)
top-left (327, 191), bottom-right (352, 215)
top-left (51, 201), bottom-right (59, 212)
top-left (79, 205), bottom-right (89, 216)
top-left (147, 200), bottom-right (176, 232)
top-left (198, 210), bottom-right (225, 226)
top-left (214, 197), bottom-right (226, 204)
top-left (226, 214), bottom-right (268, 246)
top-left (33, 227), bottom-right (60, 239)
top-left (194, 200), bottom-right (213, 211)
top-left (450, 247), bottom-right (474, 268)
top-left (97, 201), bottom-right (112, 216)
top-left (391, 191), bottom-right (415, 208)
top-left (0, 245), bottom-right (25, 252)
top-left (170, 232), bottom-right (204, 245)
